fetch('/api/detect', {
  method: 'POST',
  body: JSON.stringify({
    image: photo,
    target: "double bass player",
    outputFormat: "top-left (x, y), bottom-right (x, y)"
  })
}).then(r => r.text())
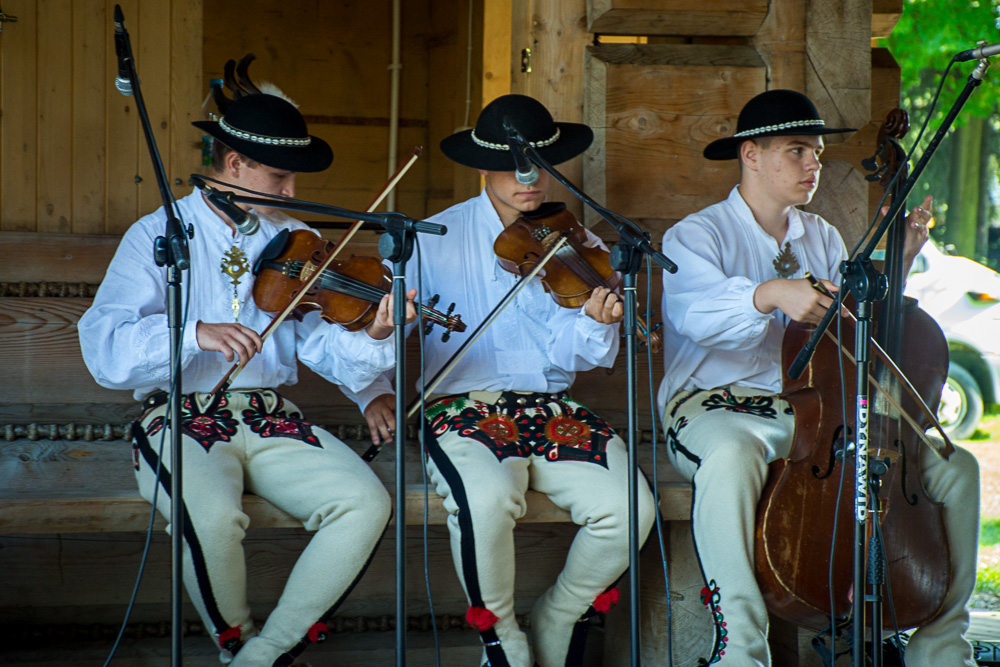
top-left (657, 89), bottom-right (980, 666)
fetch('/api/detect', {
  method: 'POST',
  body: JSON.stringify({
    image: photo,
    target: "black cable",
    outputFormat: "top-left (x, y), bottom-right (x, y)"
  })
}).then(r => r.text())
top-left (644, 254), bottom-right (675, 667)
top-left (415, 237), bottom-right (443, 666)
top-left (103, 208), bottom-right (193, 666)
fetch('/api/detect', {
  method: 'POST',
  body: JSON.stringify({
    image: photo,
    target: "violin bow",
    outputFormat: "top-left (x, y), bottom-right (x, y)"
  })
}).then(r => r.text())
top-left (404, 236), bottom-right (571, 420)
top-left (805, 274), bottom-right (955, 458)
top-left (209, 146), bottom-right (424, 397)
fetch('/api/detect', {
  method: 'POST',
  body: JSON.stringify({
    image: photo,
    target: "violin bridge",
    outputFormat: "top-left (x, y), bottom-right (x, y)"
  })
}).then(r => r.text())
top-left (299, 261), bottom-right (318, 283)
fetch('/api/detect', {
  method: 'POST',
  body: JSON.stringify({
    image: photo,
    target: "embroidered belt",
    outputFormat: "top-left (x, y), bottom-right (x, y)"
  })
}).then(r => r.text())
top-left (139, 388), bottom-right (277, 414)
top-left (434, 389), bottom-right (569, 409)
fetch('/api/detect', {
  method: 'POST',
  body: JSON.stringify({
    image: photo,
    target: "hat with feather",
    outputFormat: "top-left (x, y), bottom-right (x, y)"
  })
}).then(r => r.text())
top-left (192, 54), bottom-right (332, 173)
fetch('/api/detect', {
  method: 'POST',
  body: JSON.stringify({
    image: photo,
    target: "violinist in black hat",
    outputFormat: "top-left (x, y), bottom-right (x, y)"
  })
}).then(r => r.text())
top-left (343, 93), bottom-right (656, 667)
top-left (655, 89), bottom-right (976, 666)
top-left (80, 85), bottom-right (417, 666)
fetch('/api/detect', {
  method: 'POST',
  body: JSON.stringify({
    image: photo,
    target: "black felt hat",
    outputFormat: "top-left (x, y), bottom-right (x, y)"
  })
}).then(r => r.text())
top-left (192, 94), bottom-right (332, 173)
top-left (440, 94), bottom-right (593, 170)
top-left (703, 89), bottom-right (856, 161)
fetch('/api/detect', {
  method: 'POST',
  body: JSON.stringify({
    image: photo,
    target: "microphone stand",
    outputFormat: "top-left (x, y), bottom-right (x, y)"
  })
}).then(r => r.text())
top-left (785, 58), bottom-right (990, 667)
top-left (191, 182), bottom-right (444, 667)
top-left (115, 7), bottom-right (191, 667)
top-left (508, 123), bottom-right (677, 667)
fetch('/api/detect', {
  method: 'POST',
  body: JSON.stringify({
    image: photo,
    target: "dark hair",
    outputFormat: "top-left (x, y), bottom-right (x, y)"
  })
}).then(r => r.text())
top-left (737, 137), bottom-right (773, 172)
top-left (210, 137), bottom-right (260, 173)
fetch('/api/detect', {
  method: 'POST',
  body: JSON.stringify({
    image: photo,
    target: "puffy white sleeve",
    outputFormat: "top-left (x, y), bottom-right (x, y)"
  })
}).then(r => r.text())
top-left (78, 223), bottom-right (202, 391)
top-left (662, 222), bottom-right (773, 351)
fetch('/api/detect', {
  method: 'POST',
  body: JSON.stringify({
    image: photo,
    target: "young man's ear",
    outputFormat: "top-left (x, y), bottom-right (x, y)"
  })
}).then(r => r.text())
top-left (738, 140), bottom-right (759, 172)
top-left (223, 149), bottom-right (244, 178)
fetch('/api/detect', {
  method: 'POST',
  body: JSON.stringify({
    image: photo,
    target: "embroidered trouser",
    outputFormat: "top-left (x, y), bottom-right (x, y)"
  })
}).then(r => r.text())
top-left (662, 386), bottom-right (979, 666)
top-left (422, 392), bottom-right (656, 667)
top-left (133, 390), bottom-right (391, 667)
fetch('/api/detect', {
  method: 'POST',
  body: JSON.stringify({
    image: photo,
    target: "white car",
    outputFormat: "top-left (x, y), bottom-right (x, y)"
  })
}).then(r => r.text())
top-left (904, 241), bottom-right (1000, 439)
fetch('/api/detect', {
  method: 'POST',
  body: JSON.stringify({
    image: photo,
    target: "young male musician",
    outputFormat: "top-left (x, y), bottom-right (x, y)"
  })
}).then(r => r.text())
top-left (79, 91), bottom-right (415, 667)
top-left (657, 89), bottom-right (979, 665)
top-left (346, 94), bottom-right (657, 667)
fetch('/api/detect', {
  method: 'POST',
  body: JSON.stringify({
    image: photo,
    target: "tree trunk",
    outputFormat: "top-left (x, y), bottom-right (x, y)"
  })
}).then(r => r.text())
top-left (944, 117), bottom-right (985, 258)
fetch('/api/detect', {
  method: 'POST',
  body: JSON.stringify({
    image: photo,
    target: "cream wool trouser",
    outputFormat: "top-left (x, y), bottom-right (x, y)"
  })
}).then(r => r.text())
top-left (134, 390), bottom-right (391, 667)
top-left (663, 386), bottom-right (979, 667)
top-left (423, 393), bottom-right (657, 667)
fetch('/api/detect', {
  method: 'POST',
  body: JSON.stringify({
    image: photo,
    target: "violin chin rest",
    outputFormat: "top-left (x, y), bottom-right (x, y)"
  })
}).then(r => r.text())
top-left (253, 228), bottom-right (290, 275)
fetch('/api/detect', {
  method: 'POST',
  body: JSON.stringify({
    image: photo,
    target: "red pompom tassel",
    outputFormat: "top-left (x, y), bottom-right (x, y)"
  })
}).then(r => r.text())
top-left (307, 621), bottom-right (329, 643)
top-left (218, 625), bottom-right (242, 650)
top-left (593, 587), bottom-right (621, 613)
top-left (466, 605), bottom-right (499, 631)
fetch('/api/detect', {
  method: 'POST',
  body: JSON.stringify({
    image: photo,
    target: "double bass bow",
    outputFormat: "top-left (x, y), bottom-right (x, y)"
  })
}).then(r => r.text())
top-left (754, 110), bottom-right (953, 633)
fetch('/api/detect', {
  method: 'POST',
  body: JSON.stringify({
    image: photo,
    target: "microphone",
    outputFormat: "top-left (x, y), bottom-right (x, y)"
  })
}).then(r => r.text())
top-left (203, 186), bottom-right (260, 236)
top-left (502, 116), bottom-right (539, 186)
top-left (113, 6), bottom-right (133, 96)
top-left (955, 42), bottom-right (1000, 62)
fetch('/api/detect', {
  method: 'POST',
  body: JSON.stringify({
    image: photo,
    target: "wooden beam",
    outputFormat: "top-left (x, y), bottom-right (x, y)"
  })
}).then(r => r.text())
top-left (587, 0), bottom-right (769, 37)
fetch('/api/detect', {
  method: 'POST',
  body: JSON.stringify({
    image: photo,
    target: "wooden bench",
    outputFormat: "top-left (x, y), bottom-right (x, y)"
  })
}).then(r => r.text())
top-left (1, 231), bottom-right (734, 666)
top-left (0, 437), bottom-right (692, 535)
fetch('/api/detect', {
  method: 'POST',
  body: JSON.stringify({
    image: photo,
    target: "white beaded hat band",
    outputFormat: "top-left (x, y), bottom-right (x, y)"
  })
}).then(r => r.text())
top-left (441, 94), bottom-right (593, 171)
top-left (703, 89), bottom-right (856, 161)
top-left (193, 94), bottom-right (332, 173)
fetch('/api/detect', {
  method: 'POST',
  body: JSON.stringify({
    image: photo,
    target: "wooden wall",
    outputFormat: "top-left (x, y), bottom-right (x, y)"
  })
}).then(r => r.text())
top-left (0, 0), bottom-right (481, 236)
top-left (200, 0), bottom-right (483, 224)
top-left (0, 0), bottom-right (203, 236)
top-left (579, 0), bottom-right (904, 249)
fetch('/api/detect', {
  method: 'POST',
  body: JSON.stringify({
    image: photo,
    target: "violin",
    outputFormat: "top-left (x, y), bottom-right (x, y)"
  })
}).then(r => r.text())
top-left (209, 146), bottom-right (434, 397)
top-left (493, 202), bottom-right (661, 352)
top-left (253, 228), bottom-right (466, 337)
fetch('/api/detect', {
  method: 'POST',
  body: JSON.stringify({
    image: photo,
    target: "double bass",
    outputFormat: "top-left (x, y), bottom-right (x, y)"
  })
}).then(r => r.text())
top-left (754, 110), bottom-right (953, 632)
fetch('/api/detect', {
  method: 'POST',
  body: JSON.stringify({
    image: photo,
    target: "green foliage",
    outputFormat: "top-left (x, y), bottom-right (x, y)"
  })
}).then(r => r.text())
top-left (880, 1), bottom-right (1000, 264)
top-left (883, 0), bottom-right (1000, 124)
top-left (975, 563), bottom-right (1000, 597)
top-left (981, 517), bottom-right (1000, 546)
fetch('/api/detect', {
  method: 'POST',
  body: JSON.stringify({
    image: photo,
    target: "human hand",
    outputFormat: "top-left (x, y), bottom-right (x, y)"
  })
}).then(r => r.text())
top-left (363, 393), bottom-right (397, 447)
top-left (901, 195), bottom-right (933, 269)
top-left (366, 288), bottom-right (418, 340)
top-left (196, 321), bottom-right (263, 365)
top-left (584, 287), bottom-right (624, 324)
top-left (754, 278), bottom-right (845, 324)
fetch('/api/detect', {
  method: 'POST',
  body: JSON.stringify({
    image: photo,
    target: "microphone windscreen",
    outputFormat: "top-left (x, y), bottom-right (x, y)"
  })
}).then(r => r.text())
top-left (236, 212), bottom-right (260, 236)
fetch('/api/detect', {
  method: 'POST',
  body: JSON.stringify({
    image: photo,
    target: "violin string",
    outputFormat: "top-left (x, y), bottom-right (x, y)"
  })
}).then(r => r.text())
top-left (284, 261), bottom-right (446, 324)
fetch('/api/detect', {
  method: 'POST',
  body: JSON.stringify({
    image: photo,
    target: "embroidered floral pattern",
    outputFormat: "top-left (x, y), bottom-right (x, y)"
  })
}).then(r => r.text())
top-left (701, 390), bottom-right (777, 419)
top-left (665, 416), bottom-right (689, 455)
top-left (145, 394), bottom-right (239, 452)
top-left (699, 580), bottom-right (728, 664)
top-left (426, 396), bottom-right (613, 467)
top-left (241, 391), bottom-right (321, 447)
